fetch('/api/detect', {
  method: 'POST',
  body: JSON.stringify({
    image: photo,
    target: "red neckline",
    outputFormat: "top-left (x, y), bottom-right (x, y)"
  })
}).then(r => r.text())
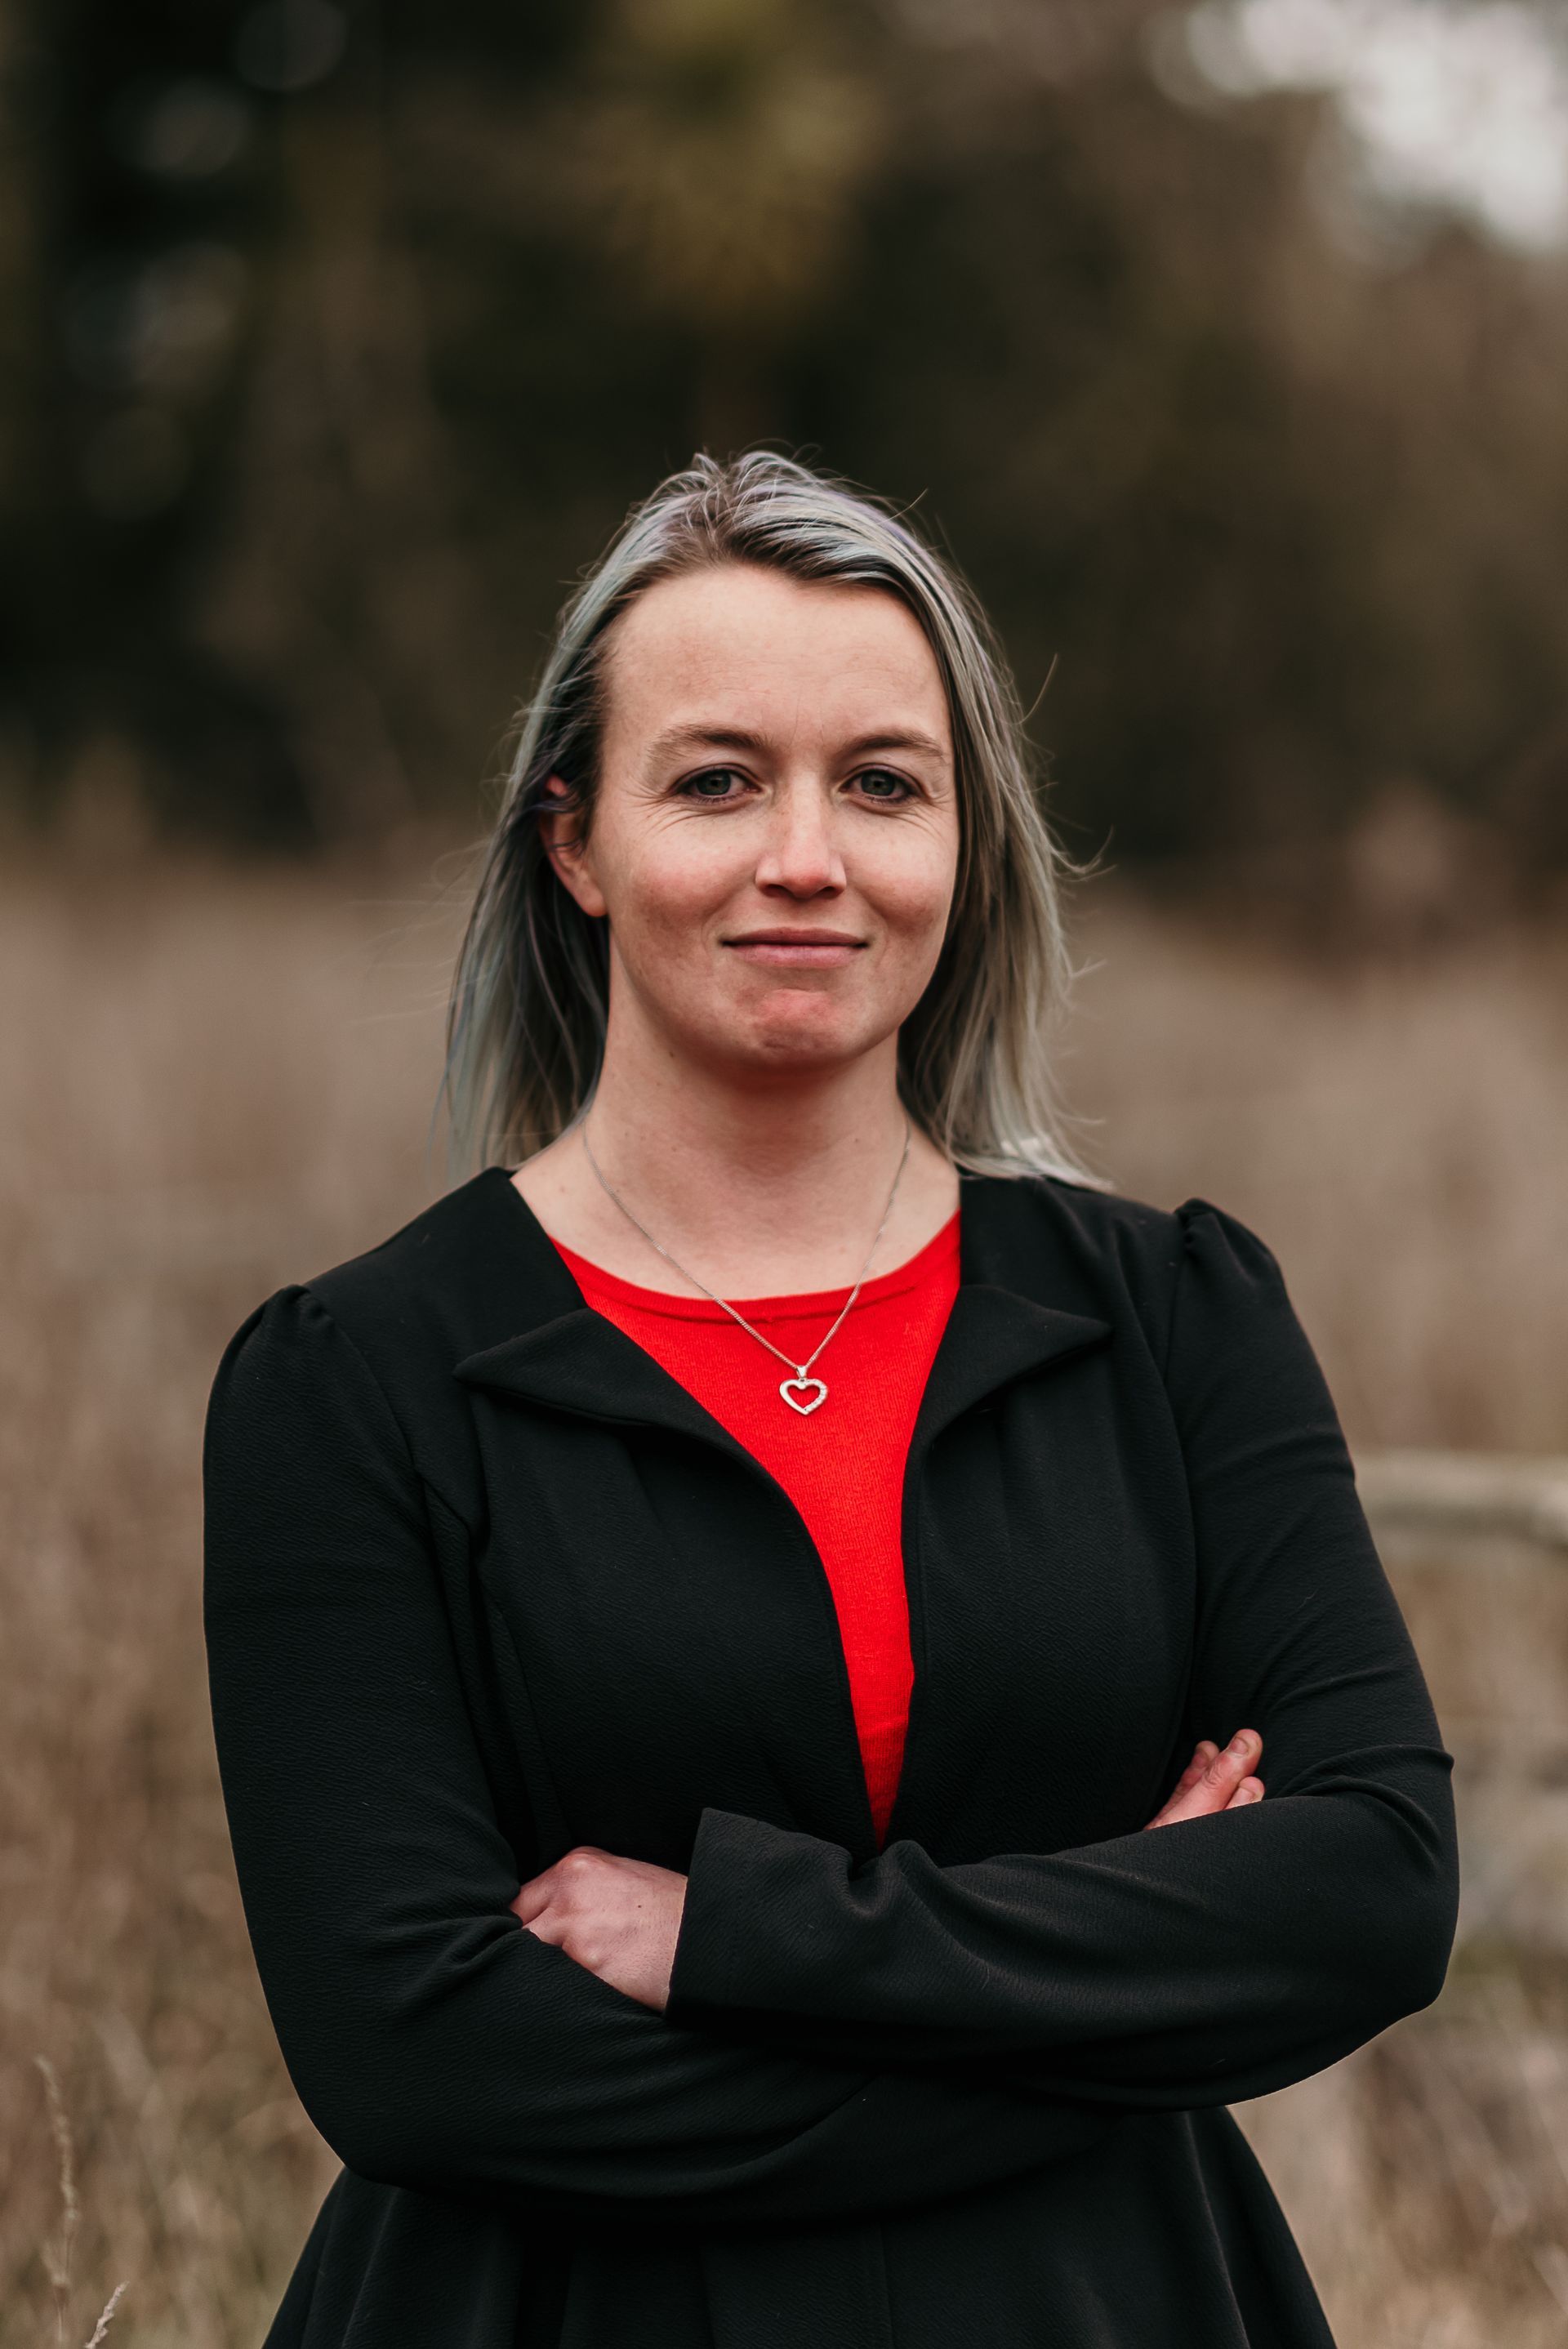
top-left (552, 1210), bottom-right (961, 1324)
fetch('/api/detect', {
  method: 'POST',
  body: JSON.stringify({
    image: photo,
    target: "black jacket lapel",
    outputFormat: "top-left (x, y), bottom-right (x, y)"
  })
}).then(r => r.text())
top-left (450, 1166), bottom-right (1113, 1861)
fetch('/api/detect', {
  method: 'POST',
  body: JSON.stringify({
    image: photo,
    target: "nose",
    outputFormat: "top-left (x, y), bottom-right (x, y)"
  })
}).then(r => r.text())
top-left (753, 777), bottom-right (846, 901)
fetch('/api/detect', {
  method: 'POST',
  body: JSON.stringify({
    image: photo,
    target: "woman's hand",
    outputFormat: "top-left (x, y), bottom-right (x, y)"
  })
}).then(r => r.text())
top-left (511, 1846), bottom-right (688, 2010)
top-left (1143, 1731), bottom-right (1263, 1829)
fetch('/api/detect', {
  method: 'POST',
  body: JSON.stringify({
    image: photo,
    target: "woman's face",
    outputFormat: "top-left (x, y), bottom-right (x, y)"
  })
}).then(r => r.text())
top-left (544, 562), bottom-right (960, 1085)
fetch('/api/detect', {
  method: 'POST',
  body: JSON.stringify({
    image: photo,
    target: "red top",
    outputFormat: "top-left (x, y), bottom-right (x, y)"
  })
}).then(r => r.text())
top-left (552, 1213), bottom-right (962, 1846)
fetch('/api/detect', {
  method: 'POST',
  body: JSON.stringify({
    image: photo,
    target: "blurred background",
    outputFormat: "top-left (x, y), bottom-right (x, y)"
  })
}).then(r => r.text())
top-left (2, 0), bottom-right (1567, 2342)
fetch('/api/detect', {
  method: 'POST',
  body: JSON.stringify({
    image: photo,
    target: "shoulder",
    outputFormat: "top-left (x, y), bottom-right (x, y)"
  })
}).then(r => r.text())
top-left (311, 1164), bottom-right (586, 1361)
top-left (960, 1168), bottom-right (1291, 1357)
top-left (208, 1168), bottom-right (568, 1464)
top-left (301, 1169), bottom-right (523, 1349)
top-left (1034, 1173), bottom-right (1284, 1278)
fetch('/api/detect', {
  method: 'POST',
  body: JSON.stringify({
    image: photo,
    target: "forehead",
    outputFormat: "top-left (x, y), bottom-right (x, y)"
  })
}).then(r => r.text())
top-left (600, 563), bottom-right (951, 751)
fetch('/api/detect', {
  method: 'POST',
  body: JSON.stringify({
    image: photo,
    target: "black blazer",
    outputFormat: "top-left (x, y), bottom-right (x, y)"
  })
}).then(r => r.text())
top-left (202, 1166), bottom-right (1459, 2349)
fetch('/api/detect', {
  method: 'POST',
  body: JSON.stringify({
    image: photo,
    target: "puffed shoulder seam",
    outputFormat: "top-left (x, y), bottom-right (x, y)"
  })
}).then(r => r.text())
top-left (1169, 1195), bottom-right (1285, 1274)
top-left (277, 1279), bottom-right (473, 1529)
top-left (1161, 1197), bottom-right (1286, 1388)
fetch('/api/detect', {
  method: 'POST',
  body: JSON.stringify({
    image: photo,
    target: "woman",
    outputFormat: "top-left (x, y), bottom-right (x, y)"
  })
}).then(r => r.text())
top-left (203, 451), bottom-right (1459, 2349)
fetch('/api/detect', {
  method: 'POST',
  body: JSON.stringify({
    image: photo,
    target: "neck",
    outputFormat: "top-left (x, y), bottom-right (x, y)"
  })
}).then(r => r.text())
top-left (585, 1038), bottom-right (912, 1263)
top-left (512, 1015), bottom-right (960, 1297)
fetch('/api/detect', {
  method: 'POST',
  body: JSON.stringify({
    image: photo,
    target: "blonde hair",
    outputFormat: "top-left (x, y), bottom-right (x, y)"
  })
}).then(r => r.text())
top-left (440, 451), bottom-right (1107, 1185)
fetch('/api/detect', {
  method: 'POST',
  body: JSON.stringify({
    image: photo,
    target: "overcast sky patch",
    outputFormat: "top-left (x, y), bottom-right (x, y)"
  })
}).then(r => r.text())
top-left (1178, 0), bottom-right (1568, 249)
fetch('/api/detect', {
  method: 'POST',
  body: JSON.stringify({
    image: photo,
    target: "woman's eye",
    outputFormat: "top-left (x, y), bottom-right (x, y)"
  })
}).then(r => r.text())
top-left (681, 768), bottom-right (747, 800)
top-left (852, 769), bottom-right (915, 803)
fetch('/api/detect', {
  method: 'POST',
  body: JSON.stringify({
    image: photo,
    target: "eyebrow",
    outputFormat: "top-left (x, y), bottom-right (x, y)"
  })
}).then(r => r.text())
top-left (647, 723), bottom-right (950, 762)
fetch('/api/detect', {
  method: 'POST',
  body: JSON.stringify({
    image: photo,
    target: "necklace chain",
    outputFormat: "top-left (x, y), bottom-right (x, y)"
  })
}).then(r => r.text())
top-left (577, 1114), bottom-right (913, 1413)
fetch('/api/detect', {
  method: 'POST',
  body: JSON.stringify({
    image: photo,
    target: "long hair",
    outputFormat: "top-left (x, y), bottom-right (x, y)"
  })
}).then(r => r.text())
top-left (439, 450), bottom-right (1107, 1185)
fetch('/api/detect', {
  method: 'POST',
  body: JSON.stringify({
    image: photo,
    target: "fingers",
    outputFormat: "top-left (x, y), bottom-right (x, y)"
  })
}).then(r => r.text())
top-left (1166, 1741), bottom-right (1219, 1804)
top-left (1144, 1729), bottom-right (1263, 1829)
top-left (510, 1873), bottom-right (555, 1927)
top-left (510, 1848), bottom-right (592, 1928)
top-left (1226, 1775), bottom-right (1264, 1809)
top-left (1143, 1737), bottom-right (1219, 1829)
top-left (509, 1844), bottom-right (618, 1936)
top-left (506, 1848), bottom-right (688, 2008)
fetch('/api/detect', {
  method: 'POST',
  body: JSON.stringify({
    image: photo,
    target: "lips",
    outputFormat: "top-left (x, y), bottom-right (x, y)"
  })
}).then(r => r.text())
top-left (723, 930), bottom-right (866, 967)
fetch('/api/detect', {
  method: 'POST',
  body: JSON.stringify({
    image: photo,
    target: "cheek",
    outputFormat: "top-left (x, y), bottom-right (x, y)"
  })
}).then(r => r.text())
top-left (857, 832), bottom-right (959, 959)
top-left (597, 819), bottom-right (739, 947)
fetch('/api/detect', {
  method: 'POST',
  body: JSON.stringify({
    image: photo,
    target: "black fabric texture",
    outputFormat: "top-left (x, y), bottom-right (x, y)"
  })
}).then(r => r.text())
top-left (202, 1166), bottom-right (1459, 2347)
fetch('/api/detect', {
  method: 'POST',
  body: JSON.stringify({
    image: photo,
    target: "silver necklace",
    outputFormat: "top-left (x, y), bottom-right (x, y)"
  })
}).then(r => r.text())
top-left (578, 1115), bottom-right (913, 1417)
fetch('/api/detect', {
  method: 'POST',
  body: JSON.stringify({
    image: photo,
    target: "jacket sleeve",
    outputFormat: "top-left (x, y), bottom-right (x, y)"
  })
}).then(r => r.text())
top-left (203, 1284), bottom-right (1124, 2230)
top-left (664, 1198), bottom-right (1460, 2111)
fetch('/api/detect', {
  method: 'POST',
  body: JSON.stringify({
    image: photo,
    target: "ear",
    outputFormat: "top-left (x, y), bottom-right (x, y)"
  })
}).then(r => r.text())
top-left (537, 776), bottom-right (608, 920)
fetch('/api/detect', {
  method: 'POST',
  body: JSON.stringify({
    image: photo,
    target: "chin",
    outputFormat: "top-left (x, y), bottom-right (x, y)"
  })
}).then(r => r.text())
top-left (731, 1010), bottom-right (885, 1074)
top-left (659, 975), bottom-right (897, 1076)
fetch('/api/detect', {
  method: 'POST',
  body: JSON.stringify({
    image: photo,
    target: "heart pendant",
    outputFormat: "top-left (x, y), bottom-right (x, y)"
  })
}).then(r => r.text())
top-left (778, 1373), bottom-right (828, 1416)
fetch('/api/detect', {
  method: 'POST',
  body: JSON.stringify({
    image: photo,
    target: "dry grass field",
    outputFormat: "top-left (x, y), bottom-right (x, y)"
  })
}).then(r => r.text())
top-left (2, 841), bottom-right (1566, 2347)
